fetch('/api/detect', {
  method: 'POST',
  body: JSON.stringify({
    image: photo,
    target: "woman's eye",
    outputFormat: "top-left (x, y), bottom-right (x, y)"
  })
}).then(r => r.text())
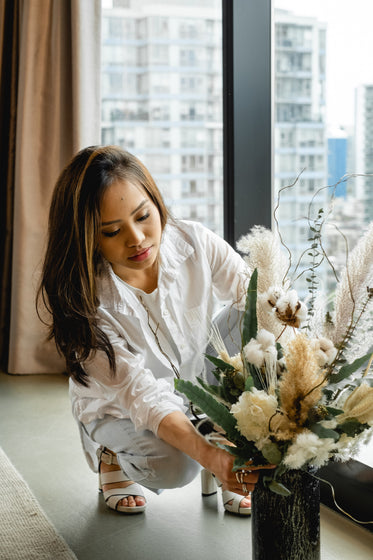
top-left (102, 229), bottom-right (120, 238)
top-left (137, 212), bottom-right (150, 222)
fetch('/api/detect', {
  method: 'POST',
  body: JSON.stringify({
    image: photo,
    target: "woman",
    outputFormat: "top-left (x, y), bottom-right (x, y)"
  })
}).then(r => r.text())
top-left (38, 145), bottom-right (269, 516)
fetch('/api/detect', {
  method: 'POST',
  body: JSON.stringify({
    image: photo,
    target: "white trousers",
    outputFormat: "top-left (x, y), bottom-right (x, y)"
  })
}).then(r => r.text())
top-left (77, 306), bottom-right (242, 492)
top-left (81, 416), bottom-right (201, 493)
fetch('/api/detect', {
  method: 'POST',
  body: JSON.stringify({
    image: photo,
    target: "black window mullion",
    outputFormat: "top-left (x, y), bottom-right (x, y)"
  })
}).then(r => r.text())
top-left (223, 0), bottom-right (273, 246)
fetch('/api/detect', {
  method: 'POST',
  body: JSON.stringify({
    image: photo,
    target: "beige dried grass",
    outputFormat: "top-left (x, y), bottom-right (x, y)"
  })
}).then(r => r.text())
top-left (278, 334), bottom-right (326, 428)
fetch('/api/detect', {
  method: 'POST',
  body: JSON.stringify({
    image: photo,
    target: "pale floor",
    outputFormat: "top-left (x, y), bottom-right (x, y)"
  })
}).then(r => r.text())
top-left (0, 371), bottom-right (372, 560)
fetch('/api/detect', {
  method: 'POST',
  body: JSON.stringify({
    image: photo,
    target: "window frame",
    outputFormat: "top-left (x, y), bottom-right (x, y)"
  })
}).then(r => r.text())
top-left (222, 0), bottom-right (273, 246)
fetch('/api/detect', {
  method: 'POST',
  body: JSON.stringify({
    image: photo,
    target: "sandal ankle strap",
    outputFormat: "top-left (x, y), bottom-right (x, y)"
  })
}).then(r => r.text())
top-left (97, 446), bottom-right (119, 466)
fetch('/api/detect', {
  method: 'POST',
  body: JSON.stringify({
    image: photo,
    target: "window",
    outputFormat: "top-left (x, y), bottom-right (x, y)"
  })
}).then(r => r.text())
top-left (101, 0), bottom-right (223, 235)
top-left (274, 0), bottom-right (373, 297)
top-left (273, 1), bottom-right (373, 513)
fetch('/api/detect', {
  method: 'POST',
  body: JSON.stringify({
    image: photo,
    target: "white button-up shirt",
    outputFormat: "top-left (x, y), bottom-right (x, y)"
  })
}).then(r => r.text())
top-left (69, 220), bottom-right (248, 435)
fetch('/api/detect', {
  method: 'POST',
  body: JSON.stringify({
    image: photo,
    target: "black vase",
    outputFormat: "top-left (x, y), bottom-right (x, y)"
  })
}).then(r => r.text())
top-left (252, 469), bottom-right (320, 560)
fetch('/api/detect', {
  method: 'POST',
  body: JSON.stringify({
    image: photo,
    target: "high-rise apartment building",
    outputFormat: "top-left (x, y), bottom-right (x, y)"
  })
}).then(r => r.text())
top-left (355, 84), bottom-right (373, 224)
top-left (101, 0), bottom-right (223, 234)
top-left (274, 10), bottom-right (328, 283)
top-left (101, 3), bottom-right (329, 271)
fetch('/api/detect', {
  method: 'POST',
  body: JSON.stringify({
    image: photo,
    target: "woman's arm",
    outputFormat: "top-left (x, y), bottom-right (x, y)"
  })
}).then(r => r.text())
top-left (157, 410), bottom-right (272, 494)
top-left (190, 221), bottom-right (250, 308)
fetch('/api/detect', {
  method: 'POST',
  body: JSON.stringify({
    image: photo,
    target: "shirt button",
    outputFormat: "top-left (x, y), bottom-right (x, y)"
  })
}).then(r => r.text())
top-left (163, 310), bottom-right (169, 317)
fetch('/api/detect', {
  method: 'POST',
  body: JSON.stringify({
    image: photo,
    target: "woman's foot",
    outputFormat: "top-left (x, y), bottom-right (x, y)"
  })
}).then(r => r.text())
top-left (97, 447), bottom-right (146, 513)
top-left (226, 493), bottom-right (251, 510)
top-left (201, 469), bottom-right (251, 516)
top-left (100, 459), bottom-right (146, 509)
top-left (222, 489), bottom-right (252, 515)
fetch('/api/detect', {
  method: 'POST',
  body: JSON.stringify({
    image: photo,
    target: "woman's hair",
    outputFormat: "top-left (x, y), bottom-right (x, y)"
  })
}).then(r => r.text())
top-left (37, 145), bottom-right (169, 385)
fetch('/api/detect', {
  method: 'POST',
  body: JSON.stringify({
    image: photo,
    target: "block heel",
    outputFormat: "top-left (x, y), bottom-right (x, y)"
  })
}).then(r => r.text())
top-left (201, 468), bottom-right (218, 496)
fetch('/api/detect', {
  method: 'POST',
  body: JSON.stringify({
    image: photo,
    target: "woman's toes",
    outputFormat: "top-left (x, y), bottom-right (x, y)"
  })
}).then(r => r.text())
top-left (126, 495), bottom-right (136, 508)
top-left (135, 496), bottom-right (146, 507)
top-left (119, 495), bottom-right (145, 508)
top-left (240, 494), bottom-right (251, 508)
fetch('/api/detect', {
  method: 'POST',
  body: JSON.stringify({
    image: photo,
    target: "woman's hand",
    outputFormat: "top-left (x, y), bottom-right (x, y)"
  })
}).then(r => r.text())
top-left (157, 411), bottom-right (275, 495)
top-left (204, 446), bottom-right (275, 495)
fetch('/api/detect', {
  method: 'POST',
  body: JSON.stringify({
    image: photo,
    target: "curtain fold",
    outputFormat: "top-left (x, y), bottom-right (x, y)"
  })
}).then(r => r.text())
top-left (6, 0), bottom-right (101, 374)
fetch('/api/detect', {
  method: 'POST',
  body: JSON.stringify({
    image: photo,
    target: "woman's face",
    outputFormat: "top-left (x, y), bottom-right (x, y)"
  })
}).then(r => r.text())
top-left (98, 179), bottom-right (162, 288)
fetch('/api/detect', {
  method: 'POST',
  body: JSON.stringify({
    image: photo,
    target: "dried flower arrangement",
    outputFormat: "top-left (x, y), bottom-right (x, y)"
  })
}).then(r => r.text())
top-left (176, 180), bottom-right (373, 495)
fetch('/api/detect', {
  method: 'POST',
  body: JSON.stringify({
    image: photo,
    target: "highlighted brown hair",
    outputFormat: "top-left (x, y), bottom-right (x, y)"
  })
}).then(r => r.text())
top-left (37, 145), bottom-right (168, 385)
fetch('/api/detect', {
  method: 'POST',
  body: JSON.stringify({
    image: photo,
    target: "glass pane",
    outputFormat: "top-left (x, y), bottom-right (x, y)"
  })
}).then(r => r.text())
top-left (274, 1), bottom-right (373, 296)
top-left (101, 0), bottom-right (223, 236)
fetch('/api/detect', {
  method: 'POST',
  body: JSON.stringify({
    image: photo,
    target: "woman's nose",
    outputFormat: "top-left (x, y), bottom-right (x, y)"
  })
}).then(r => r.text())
top-left (126, 225), bottom-right (145, 246)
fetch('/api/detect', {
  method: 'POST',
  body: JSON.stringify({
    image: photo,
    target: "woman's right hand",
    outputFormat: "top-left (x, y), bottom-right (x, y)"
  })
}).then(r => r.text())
top-left (204, 445), bottom-right (275, 495)
top-left (157, 411), bottom-right (275, 495)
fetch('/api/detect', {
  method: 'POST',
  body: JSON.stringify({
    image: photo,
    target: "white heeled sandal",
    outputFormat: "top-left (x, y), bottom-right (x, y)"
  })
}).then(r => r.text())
top-left (97, 447), bottom-right (146, 514)
top-left (201, 468), bottom-right (251, 516)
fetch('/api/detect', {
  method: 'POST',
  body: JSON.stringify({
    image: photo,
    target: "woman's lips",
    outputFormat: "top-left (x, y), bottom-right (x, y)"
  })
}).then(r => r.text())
top-left (129, 247), bottom-right (152, 262)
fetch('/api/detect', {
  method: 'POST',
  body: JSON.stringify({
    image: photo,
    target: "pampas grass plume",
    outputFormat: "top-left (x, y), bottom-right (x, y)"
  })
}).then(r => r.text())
top-left (279, 334), bottom-right (326, 426)
top-left (331, 222), bottom-right (373, 352)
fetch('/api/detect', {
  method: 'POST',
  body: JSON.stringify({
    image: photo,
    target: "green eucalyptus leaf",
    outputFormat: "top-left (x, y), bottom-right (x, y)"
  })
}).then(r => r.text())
top-left (272, 463), bottom-right (288, 480)
top-left (338, 419), bottom-right (369, 437)
top-left (310, 423), bottom-right (339, 441)
top-left (205, 354), bottom-right (235, 372)
top-left (331, 352), bottom-right (372, 383)
top-left (325, 406), bottom-right (344, 417)
top-left (323, 388), bottom-right (334, 400)
top-left (266, 478), bottom-right (292, 496)
top-left (242, 268), bottom-right (258, 346)
top-left (260, 441), bottom-right (282, 465)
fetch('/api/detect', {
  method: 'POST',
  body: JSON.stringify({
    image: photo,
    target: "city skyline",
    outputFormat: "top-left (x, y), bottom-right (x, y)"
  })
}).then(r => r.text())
top-left (100, 0), bottom-right (371, 299)
top-left (276, 0), bottom-right (373, 128)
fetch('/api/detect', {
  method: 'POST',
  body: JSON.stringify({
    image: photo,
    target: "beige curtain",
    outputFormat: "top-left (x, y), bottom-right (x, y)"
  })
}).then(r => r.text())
top-left (7, 0), bottom-right (101, 374)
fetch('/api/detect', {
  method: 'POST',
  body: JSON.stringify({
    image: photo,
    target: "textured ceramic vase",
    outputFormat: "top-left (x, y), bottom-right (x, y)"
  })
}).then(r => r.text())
top-left (252, 469), bottom-right (320, 560)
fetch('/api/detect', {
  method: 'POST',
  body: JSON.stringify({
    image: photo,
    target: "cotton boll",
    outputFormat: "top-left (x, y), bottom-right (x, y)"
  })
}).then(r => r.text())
top-left (243, 329), bottom-right (278, 369)
top-left (243, 339), bottom-right (264, 368)
top-left (285, 290), bottom-right (299, 312)
top-left (319, 337), bottom-right (338, 364)
top-left (310, 337), bottom-right (338, 366)
top-left (264, 345), bottom-right (278, 361)
top-left (266, 287), bottom-right (285, 308)
top-left (256, 329), bottom-right (276, 349)
top-left (274, 290), bottom-right (308, 328)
